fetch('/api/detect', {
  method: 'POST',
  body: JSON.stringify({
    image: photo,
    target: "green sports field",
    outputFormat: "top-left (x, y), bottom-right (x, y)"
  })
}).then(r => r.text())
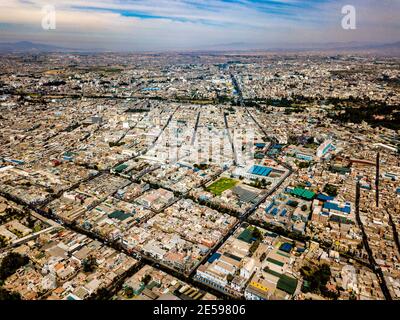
top-left (206, 177), bottom-right (238, 196)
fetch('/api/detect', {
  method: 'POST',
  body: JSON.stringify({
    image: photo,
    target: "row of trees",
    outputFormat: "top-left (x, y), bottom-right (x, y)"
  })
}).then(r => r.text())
top-left (248, 178), bottom-right (271, 189)
top-left (248, 227), bottom-right (264, 256)
top-left (0, 207), bottom-right (27, 224)
top-left (193, 163), bottom-right (209, 170)
top-left (194, 196), bottom-right (242, 218)
top-left (249, 219), bottom-right (310, 243)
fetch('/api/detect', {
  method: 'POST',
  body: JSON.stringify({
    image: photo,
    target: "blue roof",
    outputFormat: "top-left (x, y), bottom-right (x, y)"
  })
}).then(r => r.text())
top-left (265, 203), bottom-right (275, 213)
top-left (255, 143), bottom-right (266, 148)
top-left (208, 252), bottom-right (221, 263)
top-left (271, 208), bottom-right (279, 216)
top-left (279, 243), bottom-right (293, 253)
top-left (324, 201), bottom-right (351, 214)
top-left (296, 153), bottom-right (313, 161)
top-left (8, 159), bottom-right (25, 165)
top-left (249, 165), bottom-right (272, 177)
top-left (280, 209), bottom-right (287, 217)
top-left (317, 193), bottom-right (335, 201)
top-left (343, 207), bottom-right (351, 214)
top-left (396, 188), bottom-right (400, 194)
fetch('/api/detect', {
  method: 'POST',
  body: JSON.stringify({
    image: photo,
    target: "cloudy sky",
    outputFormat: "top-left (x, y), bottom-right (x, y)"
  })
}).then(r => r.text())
top-left (0, 0), bottom-right (399, 51)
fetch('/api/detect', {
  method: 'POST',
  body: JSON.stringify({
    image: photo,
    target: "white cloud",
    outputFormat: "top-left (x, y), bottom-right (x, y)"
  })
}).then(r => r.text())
top-left (0, 0), bottom-right (399, 50)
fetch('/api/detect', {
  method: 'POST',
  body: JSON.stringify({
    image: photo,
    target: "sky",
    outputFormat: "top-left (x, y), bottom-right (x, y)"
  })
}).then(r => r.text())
top-left (0, 0), bottom-right (399, 51)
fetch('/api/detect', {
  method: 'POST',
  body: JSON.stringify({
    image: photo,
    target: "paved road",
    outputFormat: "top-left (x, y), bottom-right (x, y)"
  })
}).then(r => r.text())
top-left (355, 181), bottom-right (392, 300)
top-left (223, 111), bottom-right (238, 165)
top-left (191, 111), bottom-right (201, 145)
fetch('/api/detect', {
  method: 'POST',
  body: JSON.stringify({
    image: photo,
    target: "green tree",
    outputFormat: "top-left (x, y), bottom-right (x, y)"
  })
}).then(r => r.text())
top-left (124, 286), bottom-right (134, 298)
top-left (82, 255), bottom-right (97, 273)
top-left (249, 239), bottom-right (261, 255)
top-left (298, 162), bottom-right (310, 169)
top-left (227, 274), bottom-right (234, 283)
top-left (300, 264), bottom-right (332, 294)
top-left (142, 274), bottom-right (152, 285)
top-left (94, 288), bottom-right (110, 300)
top-left (0, 287), bottom-right (21, 300)
top-left (251, 227), bottom-right (263, 241)
top-left (0, 236), bottom-right (8, 249)
top-left (26, 215), bottom-right (35, 229)
top-left (0, 252), bottom-right (29, 281)
top-left (323, 184), bottom-right (338, 197)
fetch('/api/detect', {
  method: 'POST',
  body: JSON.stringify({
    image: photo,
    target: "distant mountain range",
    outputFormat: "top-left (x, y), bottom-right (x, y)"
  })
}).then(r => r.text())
top-left (0, 41), bottom-right (63, 52)
top-left (0, 41), bottom-right (94, 53)
top-left (0, 40), bottom-right (399, 54)
top-left (297, 41), bottom-right (400, 53)
top-left (202, 41), bottom-right (400, 53)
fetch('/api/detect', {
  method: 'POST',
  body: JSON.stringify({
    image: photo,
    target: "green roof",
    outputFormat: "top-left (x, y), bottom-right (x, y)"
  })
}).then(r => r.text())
top-left (267, 257), bottom-right (285, 267)
top-left (277, 274), bottom-right (298, 295)
top-left (108, 210), bottom-right (131, 221)
top-left (223, 252), bottom-right (242, 262)
top-left (276, 251), bottom-right (290, 258)
top-left (114, 164), bottom-right (128, 173)
top-left (264, 268), bottom-right (282, 278)
top-left (288, 187), bottom-right (316, 200)
top-left (64, 151), bottom-right (75, 157)
top-left (237, 228), bottom-right (253, 243)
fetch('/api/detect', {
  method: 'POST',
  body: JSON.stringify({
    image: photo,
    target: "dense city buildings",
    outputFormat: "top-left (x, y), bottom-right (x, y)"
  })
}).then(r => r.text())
top-left (0, 51), bottom-right (399, 302)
